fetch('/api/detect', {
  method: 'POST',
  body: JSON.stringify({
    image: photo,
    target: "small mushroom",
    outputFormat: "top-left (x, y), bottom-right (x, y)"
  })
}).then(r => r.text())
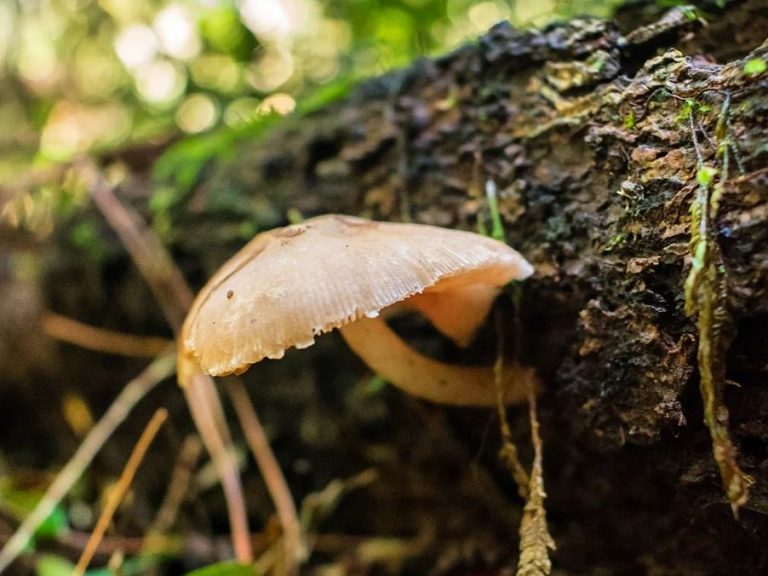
top-left (179, 214), bottom-right (535, 406)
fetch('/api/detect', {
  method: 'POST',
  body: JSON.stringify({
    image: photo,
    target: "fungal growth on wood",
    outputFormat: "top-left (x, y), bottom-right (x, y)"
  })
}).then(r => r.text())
top-left (177, 213), bottom-right (536, 406)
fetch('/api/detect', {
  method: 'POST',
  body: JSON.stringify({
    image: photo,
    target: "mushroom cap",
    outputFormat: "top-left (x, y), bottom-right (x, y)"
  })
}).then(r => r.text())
top-left (181, 214), bottom-right (533, 377)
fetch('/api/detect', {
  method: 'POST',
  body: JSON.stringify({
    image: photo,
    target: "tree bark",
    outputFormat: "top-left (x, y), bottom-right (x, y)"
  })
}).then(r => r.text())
top-left (2, 1), bottom-right (767, 574)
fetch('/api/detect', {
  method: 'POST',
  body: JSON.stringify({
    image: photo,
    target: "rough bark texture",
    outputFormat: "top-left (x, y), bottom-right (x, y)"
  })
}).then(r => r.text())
top-left (1, 1), bottom-right (767, 575)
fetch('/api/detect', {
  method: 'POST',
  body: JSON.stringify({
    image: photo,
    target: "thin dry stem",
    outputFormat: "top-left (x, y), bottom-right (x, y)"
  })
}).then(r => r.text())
top-left (225, 381), bottom-right (304, 576)
top-left (87, 168), bottom-right (193, 331)
top-left (516, 379), bottom-right (555, 576)
top-left (73, 409), bottom-right (168, 576)
top-left (42, 312), bottom-right (172, 358)
top-left (493, 312), bottom-right (529, 499)
top-left (0, 353), bottom-right (175, 574)
top-left (149, 435), bottom-right (203, 535)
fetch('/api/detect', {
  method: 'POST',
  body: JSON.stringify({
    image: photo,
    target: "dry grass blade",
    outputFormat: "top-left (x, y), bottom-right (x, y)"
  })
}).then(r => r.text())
top-left (148, 435), bottom-right (203, 536)
top-left (42, 312), bottom-right (173, 358)
top-left (0, 352), bottom-right (175, 574)
top-left (516, 380), bottom-right (555, 576)
top-left (73, 408), bottom-right (168, 576)
top-left (87, 168), bottom-right (193, 332)
top-left (225, 381), bottom-right (304, 576)
top-left (493, 312), bottom-right (529, 499)
top-left (495, 353), bottom-right (530, 500)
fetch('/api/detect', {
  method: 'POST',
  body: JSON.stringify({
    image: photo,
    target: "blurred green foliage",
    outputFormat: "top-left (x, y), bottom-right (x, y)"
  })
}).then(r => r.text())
top-left (0, 0), bottom-right (622, 171)
top-left (36, 553), bottom-right (161, 576)
top-left (183, 561), bottom-right (256, 576)
top-left (0, 481), bottom-right (69, 541)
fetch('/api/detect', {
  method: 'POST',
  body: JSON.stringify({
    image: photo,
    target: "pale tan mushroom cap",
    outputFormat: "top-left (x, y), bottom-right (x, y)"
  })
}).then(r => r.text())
top-left (181, 214), bottom-right (533, 377)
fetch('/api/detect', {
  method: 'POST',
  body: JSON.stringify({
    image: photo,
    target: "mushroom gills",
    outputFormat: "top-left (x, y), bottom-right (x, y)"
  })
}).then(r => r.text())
top-left (403, 282), bottom-right (501, 347)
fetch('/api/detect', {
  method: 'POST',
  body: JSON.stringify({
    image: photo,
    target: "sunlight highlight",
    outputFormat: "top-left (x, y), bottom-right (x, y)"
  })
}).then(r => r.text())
top-left (114, 25), bottom-right (158, 70)
top-left (154, 4), bottom-right (201, 61)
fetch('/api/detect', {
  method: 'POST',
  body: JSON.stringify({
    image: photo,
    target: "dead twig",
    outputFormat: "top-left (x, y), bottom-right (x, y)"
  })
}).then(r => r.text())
top-left (42, 312), bottom-right (173, 358)
top-left (0, 352), bottom-right (176, 574)
top-left (73, 408), bottom-right (168, 576)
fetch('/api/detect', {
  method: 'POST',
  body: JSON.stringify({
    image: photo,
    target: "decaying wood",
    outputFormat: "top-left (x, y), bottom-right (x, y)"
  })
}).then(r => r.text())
top-left (1, 1), bottom-right (766, 574)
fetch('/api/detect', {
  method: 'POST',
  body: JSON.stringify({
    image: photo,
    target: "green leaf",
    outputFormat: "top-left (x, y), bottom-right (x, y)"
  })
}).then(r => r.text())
top-left (743, 58), bottom-right (767, 76)
top-left (184, 561), bottom-right (257, 576)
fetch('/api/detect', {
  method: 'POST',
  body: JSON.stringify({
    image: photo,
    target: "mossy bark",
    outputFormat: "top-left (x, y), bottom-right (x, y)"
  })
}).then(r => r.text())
top-left (2, 1), bottom-right (767, 574)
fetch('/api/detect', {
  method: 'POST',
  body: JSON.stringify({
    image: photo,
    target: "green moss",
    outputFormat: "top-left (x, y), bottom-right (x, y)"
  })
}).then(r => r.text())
top-left (684, 96), bottom-right (750, 515)
top-left (677, 98), bottom-right (711, 124)
top-left (695, 166), bottom-right (717, 187)
top-left (624, 110), bottom-right (636, 130)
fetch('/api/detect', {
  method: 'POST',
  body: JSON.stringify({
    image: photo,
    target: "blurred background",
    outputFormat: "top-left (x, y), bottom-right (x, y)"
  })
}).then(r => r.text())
top-left (0, 0), bottom-right (623, 174)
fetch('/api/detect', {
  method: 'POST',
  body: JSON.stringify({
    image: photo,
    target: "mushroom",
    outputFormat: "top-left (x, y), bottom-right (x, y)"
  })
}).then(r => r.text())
top-left (178, 214), bottom-right (535, 406)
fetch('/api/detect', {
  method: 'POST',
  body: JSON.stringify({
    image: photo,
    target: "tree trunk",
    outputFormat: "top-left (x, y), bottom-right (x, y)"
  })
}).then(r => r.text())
top-left (2, 1), bottom-right (767, 574)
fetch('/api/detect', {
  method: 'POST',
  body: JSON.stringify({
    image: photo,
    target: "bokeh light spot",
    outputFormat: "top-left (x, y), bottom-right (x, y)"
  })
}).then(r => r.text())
top-left (190, 54), bottom-right (242, 93)
top-left (257, 92), bottom-right (296, 115)
top-left (154, 3), bottom-right (201, 61)
top-left (247, 49), bottom-right (294, 92)
top-left (74, 39), bottom-right (125, 99)
top-left (176, 93), bottom-right (218, 133)
top-left (240, 0), bottom-right (296, 43)
top-left (40, 101), bottom-right (131, 160)
top-left (468, 1), bottom-right (511, 31)
top-left (115, 25), bottom-right (159, 70)
top-left (134, 59), bottom-right (187, 105)
top-left (17, 20), bottom-right (60, 93)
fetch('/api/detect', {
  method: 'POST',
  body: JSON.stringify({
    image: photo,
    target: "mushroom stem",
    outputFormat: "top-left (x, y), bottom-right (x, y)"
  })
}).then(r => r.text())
top-left (339, 316), bottom-right (534, 407)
